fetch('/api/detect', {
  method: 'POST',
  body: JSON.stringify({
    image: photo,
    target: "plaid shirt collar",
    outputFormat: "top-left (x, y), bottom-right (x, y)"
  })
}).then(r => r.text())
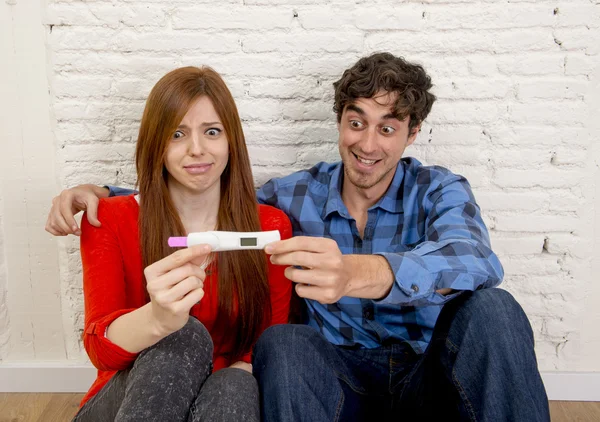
top-left (323, 160), bottom-right (407, 220)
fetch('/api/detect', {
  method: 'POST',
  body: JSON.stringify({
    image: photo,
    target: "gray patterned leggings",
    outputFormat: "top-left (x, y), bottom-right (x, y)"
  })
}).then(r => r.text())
top-left (73, 318), bottom-right (260, 422)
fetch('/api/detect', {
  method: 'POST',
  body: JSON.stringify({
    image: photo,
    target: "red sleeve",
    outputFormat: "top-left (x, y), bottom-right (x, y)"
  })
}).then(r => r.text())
top-left (261, 205), bottom-right (293, 328)
top-left (80, 199), bottom-right (139, 371)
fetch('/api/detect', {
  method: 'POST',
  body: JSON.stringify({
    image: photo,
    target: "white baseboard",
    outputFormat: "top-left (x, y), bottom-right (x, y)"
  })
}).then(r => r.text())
top-left (0, 365), bottom-right (598, 401)
top-left (0, 363), bottom-right (96, 393)
top-left (541, 372), bottom-right (600, 401)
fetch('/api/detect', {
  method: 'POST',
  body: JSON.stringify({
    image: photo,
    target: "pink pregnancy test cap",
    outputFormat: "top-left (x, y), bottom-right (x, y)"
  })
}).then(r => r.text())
top-left (168, 237), bottom-right (188, 247)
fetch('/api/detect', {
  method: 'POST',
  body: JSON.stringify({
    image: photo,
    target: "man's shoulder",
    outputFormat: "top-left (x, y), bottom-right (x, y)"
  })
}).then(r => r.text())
top-left (403, 157), bottom-right (466, 188)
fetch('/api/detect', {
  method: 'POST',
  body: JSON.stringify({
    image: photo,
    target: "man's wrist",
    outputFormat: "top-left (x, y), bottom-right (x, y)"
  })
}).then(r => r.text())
top-left (372, 255), bottom-right (394, 299)
top-left (343, 255), bottom-right (394, 300)
top-left (90, 184), bottom-right (110, 198)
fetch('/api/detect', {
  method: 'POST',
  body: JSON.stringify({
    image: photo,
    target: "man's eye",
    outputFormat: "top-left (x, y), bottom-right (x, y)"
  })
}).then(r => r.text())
top-left (173, 130), bottom-right (184, 139)
top-left (350, 120), bottom-right (363, 129)
top-left (206, 128), bottom-right (222, 136)
top-left (381, 126), bottom-right (395, 135)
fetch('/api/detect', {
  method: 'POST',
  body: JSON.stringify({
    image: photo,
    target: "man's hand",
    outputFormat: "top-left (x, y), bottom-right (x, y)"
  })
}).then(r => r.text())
top-left (266, 237), bottom-right (351, 304)
top-left (45, 184), bottom-right (109, 236)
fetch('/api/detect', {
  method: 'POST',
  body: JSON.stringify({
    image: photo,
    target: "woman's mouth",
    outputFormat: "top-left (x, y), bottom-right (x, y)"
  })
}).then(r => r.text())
top-left (184, 163), bottom-right (212, 174)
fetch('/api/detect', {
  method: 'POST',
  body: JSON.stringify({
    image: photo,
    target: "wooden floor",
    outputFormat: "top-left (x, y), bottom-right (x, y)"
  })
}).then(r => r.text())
top-left (0, 394), bottom-right (598, 421)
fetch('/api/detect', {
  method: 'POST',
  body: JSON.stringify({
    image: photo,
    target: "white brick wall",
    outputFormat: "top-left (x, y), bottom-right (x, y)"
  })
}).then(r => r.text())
top-left (0, 194), bottom-right (9, 360)
top-left (1, 0), bottom-right (598, 374)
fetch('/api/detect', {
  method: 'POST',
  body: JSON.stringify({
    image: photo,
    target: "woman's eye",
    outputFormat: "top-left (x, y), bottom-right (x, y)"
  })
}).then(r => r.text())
top-left (381, 126), bottom-right (396, 135)
top-left (205, 128), bottom-right (222, 136)
top-left (173, 130), bottom-right (184, 139)
top-left (350, 120), bottom-right (363, 129)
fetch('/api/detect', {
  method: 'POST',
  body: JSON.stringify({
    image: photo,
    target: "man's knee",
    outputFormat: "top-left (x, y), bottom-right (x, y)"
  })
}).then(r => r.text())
top-left (454, 288), bottom-right (534, 346)
top-left (464, 288), bottom-right (527, 321)
top-left (253, 324), bottom-right (321, 378)
top-left (254, 324), bottom-right (315, 359)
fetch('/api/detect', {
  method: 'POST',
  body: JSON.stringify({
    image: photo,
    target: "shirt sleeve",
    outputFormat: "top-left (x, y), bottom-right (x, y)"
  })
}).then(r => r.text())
top-left (375, 174), bottom-right (504, 307)
top-left (80, 203), bottom-right (140, 371)
top-left (256, 178), bottom-right (278, 206)
top-left (105, 186), bottom-right (138, 197)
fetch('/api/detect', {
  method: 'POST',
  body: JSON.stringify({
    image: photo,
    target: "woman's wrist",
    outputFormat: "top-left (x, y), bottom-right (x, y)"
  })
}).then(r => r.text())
top-left (144, 303), bottom-right (171, 339)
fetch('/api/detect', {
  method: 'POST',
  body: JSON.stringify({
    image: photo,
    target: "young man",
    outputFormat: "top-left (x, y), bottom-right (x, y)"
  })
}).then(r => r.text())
top-left (46, 53), bottom-right (550, 421)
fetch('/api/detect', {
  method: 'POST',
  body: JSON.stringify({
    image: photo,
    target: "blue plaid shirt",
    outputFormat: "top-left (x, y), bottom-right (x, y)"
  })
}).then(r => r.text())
top-left (256, 158), bottom-right (503, 353)
top-left (108, 157), bottom-right (503, 353)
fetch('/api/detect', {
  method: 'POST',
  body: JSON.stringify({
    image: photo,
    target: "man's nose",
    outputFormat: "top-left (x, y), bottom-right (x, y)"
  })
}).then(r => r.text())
top-left (360, 129), bottom-right (377, 153)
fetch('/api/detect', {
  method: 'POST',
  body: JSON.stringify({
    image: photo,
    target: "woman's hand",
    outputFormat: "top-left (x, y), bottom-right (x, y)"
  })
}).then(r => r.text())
top-left (144, 244), bottom-right (212, 337)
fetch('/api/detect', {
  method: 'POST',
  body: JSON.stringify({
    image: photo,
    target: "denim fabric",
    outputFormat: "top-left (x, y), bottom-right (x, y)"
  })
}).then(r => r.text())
top-left (73, 318), bottom-right (259, 422)
top-left (253, 289), bottom-right (550, 422)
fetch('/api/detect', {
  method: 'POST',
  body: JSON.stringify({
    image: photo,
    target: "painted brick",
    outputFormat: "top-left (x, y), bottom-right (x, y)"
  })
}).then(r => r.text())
top-left (17, 0), bottom-right (597, 374)
top-left (494, 168), bottom-right (584, 189)
top-left (516, 79), bottom-right (588, 100)
top-left (173, 7), bottom-right (293, 30)
top-left (243, 32), bottom-right (364, 53)
top-left (494, 214), bottom-right (582, 233)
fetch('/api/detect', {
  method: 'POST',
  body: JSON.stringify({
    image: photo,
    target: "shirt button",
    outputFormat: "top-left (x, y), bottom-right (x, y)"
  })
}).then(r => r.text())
top-left (363, 309), bottom-right (373, 320)
top-left (411, 284), bottom-right (419, 293)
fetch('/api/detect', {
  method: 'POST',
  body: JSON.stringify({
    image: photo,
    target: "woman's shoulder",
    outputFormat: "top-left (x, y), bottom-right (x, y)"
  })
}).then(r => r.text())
top-left (80, 195), bottom-right (140, 250)
top-left (85, 195), bottom-right (139, 229)
top-left (98, 194), bottom-right (138, 211)
top-left (258, 204), bottom-right (291, 238)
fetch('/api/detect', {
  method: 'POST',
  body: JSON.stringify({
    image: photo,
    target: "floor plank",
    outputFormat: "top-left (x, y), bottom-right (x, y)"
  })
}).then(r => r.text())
top-left (38, 393), bottom-right (83, 422)
top-left (550, 400), bottom-right (600, 422)
top-left (0, 394), bottom-right (599, 421)
top-left (0, 393), bottom-right (52, 422)
top-left (0, 394), bottom-right (82, 422)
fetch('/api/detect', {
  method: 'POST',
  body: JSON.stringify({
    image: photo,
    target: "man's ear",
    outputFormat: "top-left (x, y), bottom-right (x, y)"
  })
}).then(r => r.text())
top-left (406, 123), bottom-right (421, 146)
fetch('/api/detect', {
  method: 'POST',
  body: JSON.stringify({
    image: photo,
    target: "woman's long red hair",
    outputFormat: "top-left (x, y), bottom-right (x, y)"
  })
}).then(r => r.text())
top-left (135, 66), bottom-right (270, 360)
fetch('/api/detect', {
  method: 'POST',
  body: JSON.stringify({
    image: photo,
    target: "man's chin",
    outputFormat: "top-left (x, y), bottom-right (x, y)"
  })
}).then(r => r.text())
top-left (345, 169), bottom-right (378, 190)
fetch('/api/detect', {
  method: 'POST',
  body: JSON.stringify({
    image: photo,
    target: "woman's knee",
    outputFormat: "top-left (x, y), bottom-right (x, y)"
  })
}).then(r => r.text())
top-left (137, 317), bottom-right (213, 371)
top-left (205, 368), bottom-right (258, 396)
top-left (191, 368), bottom-right (259, 422)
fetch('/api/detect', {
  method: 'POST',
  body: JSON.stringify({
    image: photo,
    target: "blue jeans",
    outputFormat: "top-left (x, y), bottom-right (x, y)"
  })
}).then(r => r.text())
top-left (253, 288), bottom-right (550, 421)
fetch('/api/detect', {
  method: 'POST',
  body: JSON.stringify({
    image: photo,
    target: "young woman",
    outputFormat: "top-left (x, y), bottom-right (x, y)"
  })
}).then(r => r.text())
top-left (73, 67), bottom-right (292, 421)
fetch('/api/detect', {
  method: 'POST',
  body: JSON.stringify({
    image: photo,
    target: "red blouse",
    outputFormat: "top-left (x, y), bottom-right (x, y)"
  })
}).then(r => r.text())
top-left (79, 195), bottom-right (292, 407)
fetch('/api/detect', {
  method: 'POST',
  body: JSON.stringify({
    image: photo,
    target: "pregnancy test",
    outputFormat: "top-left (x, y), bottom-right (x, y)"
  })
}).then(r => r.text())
top-left (168, 230), bottom-right (280, 252)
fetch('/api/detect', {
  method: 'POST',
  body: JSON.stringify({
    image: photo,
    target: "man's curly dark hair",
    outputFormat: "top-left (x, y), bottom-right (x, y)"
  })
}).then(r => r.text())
top-left (333, 52), bottom-right (436, 134)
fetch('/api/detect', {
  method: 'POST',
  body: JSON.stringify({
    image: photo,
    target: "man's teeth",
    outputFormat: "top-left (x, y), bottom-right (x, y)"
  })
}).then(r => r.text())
top-left (356, 156), bottom-right (376, 165)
